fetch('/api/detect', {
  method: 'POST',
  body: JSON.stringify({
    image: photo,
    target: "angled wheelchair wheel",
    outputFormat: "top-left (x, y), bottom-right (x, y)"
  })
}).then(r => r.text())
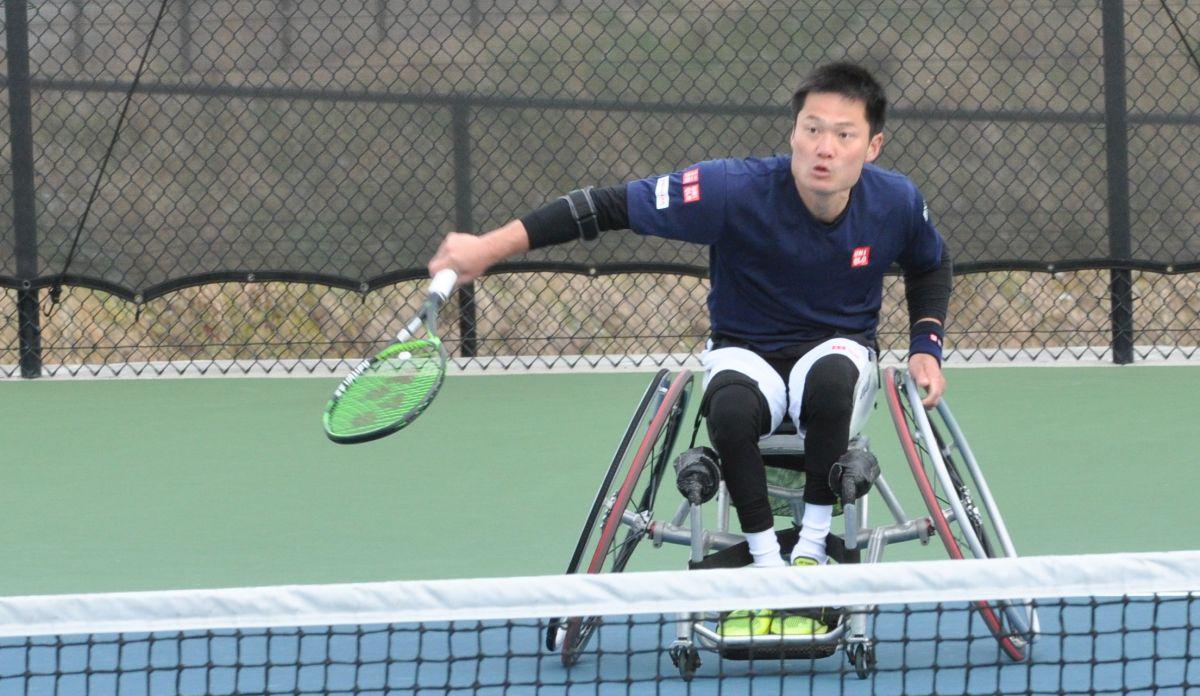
top-left (544, 369), bottom-right (668, 655)
top-left (552, 369), bottom-right (694, 667)
top-left (884, 367), bottom-right (1036, 662)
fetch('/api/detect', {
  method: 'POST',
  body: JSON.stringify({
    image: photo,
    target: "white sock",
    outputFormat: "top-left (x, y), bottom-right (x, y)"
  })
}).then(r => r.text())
top-left (745, 528), bottom-right (786, 568)
top-left (793, 504), bottom-right (833, 565)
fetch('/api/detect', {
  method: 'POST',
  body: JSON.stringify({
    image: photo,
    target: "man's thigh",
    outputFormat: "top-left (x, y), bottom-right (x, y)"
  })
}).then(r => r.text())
top-left (701, 346), bottom-right (788, 433)
top-left (785, 338), bottom-right (878, 437)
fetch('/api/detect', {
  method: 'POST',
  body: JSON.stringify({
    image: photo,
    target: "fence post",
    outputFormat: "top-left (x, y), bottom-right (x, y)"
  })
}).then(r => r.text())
top-left (6, 0), bottom-right (43, 378)
top-left (176, 0), bottom-right (195, 74)
top-left (1101, 0), bottom-right (1134, 364)
top-left (451, 100), bottom-right (479, 358)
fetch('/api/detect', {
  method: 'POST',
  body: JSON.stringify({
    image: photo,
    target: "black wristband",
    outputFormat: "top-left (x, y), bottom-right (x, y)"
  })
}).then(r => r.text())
top-left (909, 320), bottom-right (945, 364)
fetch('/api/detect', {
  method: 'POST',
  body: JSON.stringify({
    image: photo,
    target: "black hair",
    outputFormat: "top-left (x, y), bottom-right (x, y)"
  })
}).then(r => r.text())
top-left (790, 62), bottom-right (887, 135)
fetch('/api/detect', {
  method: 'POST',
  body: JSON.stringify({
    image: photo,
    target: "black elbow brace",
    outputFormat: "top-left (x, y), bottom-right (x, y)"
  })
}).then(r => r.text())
top-left (560, 187), bottom-right (600, 241)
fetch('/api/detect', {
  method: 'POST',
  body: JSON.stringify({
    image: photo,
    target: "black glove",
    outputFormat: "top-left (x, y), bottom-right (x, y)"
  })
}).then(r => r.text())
top-left (828, 449), bottom-right (880, 506)
top-left (673, 447), bottom-right (721, 505)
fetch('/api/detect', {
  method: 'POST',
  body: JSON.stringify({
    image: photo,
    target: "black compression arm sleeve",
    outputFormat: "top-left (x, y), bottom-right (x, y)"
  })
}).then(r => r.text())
top-left (520, 185), bottom-right (629, 249)
top-left (904, 246), bottom-right (953, 324)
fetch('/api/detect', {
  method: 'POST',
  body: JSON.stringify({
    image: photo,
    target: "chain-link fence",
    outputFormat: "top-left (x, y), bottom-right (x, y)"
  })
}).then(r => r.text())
top-left (3, 1), bottom-right (1198, 377)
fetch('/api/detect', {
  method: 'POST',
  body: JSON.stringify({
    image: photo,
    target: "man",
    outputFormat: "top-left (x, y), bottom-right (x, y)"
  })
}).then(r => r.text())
top-left (428, 62), bottom-right (951, 637)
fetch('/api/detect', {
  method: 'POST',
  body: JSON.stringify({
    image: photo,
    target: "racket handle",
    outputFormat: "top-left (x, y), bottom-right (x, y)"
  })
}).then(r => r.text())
top-left (396, 315), bottom-right (423, 343)
top-left (395, 269), bottom-right (459, 342)
top-left (429, 269), bottom-right (459, 304)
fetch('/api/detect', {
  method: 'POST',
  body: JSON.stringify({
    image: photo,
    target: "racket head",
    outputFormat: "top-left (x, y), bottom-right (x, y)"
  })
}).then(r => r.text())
top-left (323, 336), bottom-right (447, 444)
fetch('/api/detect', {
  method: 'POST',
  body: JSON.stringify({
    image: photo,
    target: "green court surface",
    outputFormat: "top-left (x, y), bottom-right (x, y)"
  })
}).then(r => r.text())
top-left (1, 366), bottom-right (1197, 595)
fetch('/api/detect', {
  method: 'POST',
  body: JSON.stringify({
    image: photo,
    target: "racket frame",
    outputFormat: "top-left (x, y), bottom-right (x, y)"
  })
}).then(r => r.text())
top-left (322, 270), bottom-right (458, 444)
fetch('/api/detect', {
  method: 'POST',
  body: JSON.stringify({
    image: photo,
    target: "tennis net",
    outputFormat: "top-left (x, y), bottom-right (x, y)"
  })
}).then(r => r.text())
top-left (0, 551), bottom-right (1195, 695)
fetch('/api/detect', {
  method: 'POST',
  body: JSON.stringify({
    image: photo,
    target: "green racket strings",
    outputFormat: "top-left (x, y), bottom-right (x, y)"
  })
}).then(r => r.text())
top-left (325, 339), bottom-right (442, 438)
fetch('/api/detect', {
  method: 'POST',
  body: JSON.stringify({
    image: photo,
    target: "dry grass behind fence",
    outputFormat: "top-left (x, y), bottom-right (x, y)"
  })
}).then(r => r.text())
top-left (2, 270), bottom-right (1198, 376)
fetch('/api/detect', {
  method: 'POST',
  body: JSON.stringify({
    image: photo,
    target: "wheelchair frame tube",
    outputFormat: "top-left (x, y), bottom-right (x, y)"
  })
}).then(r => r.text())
top-left (689, 504), bottom-right (706, 564)
top-left (935, 398), bottom-right (1020, 560)
top-left (872, 474), bottom-right (911, 526)
top-left (643, 515), bottom-right (934, 552)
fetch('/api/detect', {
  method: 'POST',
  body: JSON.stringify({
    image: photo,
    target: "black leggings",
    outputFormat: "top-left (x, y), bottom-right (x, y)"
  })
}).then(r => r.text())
top-left (703, 352), bottom-right (860, 534)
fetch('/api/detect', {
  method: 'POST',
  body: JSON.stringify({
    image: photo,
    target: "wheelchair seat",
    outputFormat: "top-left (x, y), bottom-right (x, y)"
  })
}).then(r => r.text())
top-left (755, 420), bottom-right (870, 521)
top-left (759, 420), bottom-right (806, 472)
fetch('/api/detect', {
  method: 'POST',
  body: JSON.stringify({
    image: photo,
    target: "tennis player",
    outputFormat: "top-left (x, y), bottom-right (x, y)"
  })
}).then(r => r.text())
top-left (428, 62), bottom-right (952, 637)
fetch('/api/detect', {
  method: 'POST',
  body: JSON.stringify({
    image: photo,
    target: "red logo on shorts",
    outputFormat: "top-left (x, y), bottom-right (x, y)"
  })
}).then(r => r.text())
top-left (682, 169), bottom-right (699, 184)
top-left (683, 184), bottom-right (701, 203)
top-left (851, 246), bottom-right (871, 268)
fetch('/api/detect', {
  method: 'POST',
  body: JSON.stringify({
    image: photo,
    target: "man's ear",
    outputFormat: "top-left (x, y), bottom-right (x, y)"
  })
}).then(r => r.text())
top-left (865, 132), bottom-right (884, 163)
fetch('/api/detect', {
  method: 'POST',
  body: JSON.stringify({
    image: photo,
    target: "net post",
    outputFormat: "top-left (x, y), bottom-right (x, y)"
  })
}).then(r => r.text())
top-left (5, 0), bottom-right (42, 378)
top-left (1101, 0), bottom-right (1134, 365)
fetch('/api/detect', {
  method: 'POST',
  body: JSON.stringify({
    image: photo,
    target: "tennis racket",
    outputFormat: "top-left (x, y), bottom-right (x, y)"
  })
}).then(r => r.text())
top-left (322, 269), bottom-right (459, 444)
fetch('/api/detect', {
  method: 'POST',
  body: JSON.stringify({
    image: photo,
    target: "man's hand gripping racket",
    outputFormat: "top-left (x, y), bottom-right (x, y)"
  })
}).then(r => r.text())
top-left (322, 270), bottom-right (458, 444)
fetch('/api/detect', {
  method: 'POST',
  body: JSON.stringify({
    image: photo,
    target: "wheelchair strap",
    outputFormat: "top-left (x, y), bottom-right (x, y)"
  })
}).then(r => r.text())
top-left (687, 406), bottom-right (703, 449)
top-left (687, 528), bottom-right (861, 570)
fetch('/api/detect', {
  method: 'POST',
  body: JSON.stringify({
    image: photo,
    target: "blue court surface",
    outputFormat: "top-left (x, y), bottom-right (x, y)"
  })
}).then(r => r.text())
top-left (2, 597), bottom-right (1195, 695)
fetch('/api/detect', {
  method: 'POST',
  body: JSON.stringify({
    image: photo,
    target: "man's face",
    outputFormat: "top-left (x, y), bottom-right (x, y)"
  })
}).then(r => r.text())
top-left (789, 92), bottom-right (883, 205)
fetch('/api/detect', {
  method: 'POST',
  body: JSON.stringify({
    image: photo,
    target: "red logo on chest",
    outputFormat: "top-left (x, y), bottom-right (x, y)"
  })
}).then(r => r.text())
top-left (851, 246), bottom-right (871, 268)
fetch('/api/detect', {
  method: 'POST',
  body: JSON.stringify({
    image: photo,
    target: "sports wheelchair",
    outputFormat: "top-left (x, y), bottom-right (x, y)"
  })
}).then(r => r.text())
top-left (545, 367), bottom-right (1038, 679)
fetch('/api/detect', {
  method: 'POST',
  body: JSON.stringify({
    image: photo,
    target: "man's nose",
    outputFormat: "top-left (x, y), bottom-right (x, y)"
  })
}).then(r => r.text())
top-left (815, 133), bottom-right (835, 157)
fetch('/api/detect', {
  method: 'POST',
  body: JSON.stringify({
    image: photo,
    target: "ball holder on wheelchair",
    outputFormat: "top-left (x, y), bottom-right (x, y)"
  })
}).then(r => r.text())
top-left (545, 367), bottom-right (1038, 681)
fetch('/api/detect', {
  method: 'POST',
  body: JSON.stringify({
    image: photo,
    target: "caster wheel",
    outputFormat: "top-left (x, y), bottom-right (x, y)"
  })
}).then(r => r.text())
top-left (847, 643), bottom-right (876, 679)
top-left (669, 642), bottom-right (701, 681)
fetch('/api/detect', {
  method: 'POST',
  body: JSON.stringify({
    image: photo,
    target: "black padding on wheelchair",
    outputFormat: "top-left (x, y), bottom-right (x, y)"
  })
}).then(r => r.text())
top-left (673, 446), bottom-right (721, 505)
top-left (687, 527), bottom-right (861, 570)
top-left (829, 449), bottom-right (880, 506)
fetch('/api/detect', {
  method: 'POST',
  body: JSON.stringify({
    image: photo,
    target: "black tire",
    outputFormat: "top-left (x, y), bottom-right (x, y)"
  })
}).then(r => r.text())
top-left (884, 367), bottom-right (1028, 662)
top-left (553, 370), bottom-right (694, 666)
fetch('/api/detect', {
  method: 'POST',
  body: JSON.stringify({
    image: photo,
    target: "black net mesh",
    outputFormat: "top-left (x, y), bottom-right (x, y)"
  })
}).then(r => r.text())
top-left (0, 594), bottom-right (1195, 694)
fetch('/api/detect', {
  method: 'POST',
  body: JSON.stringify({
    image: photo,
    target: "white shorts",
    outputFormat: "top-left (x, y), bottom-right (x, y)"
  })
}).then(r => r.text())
top-left (700, 337), bottom-right (878, 439)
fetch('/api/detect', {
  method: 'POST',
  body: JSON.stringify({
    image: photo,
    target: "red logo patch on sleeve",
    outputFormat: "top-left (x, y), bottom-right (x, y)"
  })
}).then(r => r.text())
top-left (851, 246), bottom-right (871, 268)
top-left (682, 169), bottom-right (699, 184)
top-left (683, 184), bottom-right (701, 203)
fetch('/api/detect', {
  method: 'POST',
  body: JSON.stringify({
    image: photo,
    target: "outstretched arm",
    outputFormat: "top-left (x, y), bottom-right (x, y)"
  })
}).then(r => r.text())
top-left (427, 186), bottom-right (629, 287)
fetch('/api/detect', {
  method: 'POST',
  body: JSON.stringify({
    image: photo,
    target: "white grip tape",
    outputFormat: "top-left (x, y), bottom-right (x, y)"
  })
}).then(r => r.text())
top-left (395, 315), bottom-right (422, 343)
top-left (428, 269), bottom-right (459, 303)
